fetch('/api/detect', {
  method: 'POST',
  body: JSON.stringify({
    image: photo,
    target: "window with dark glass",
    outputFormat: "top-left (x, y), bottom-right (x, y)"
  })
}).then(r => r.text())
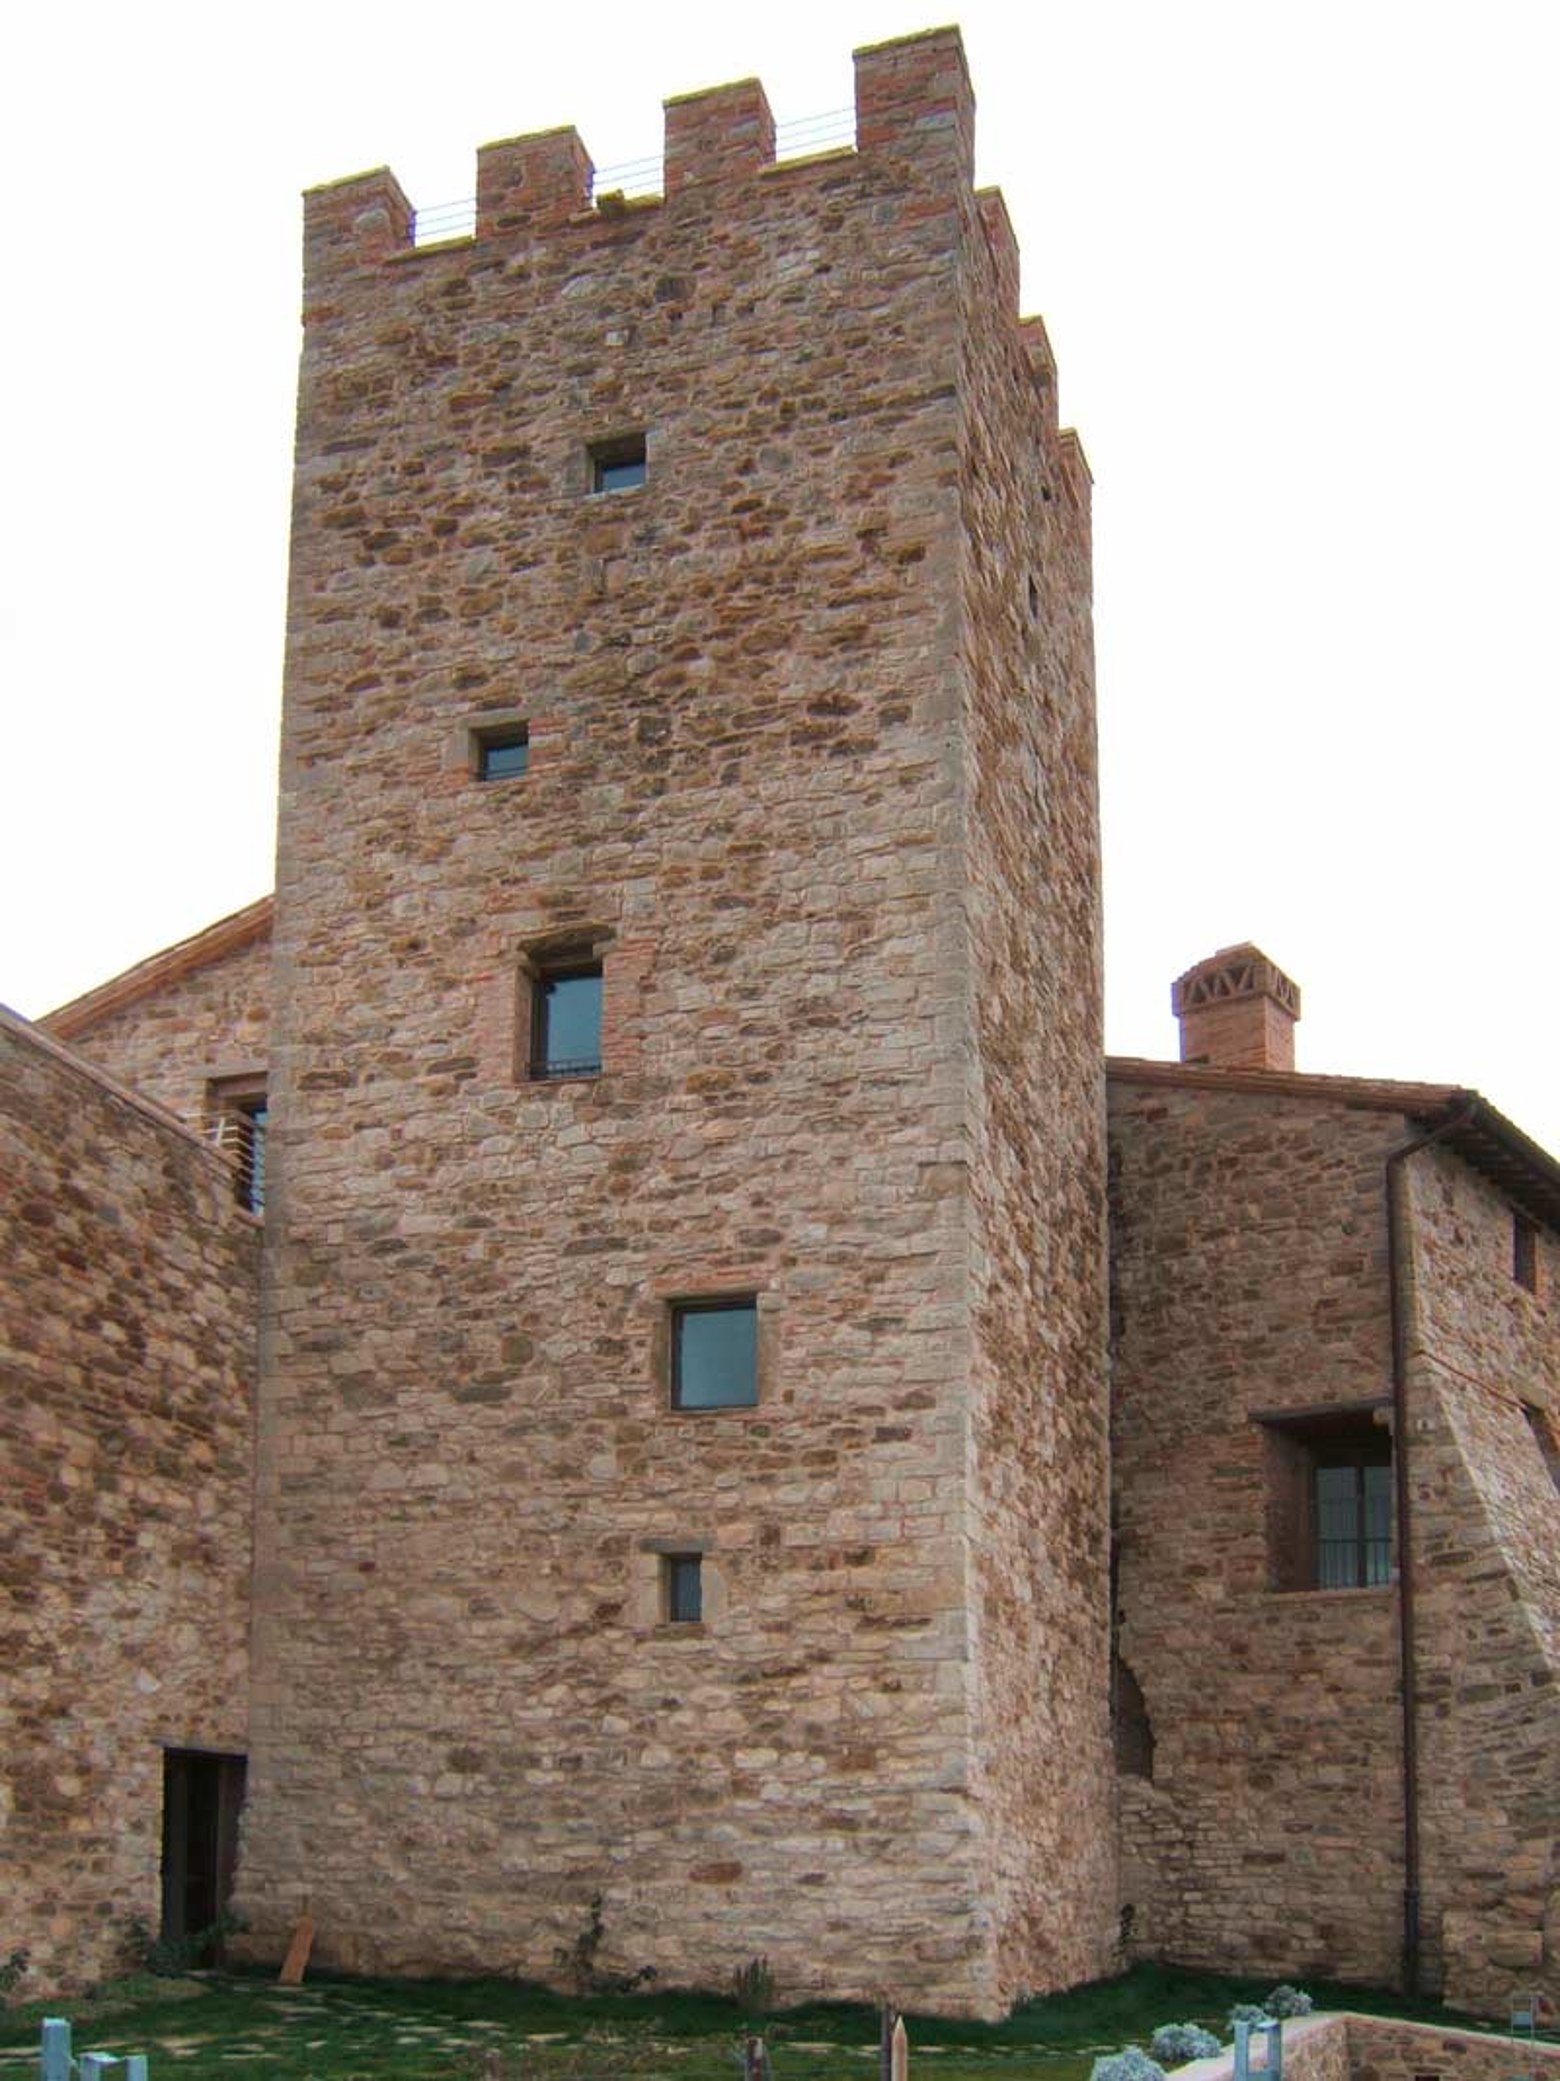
top-left (1314, 1455), bottom-right (1393, 1588)
top-left (663, 1554), bottom-right (703, 1624)
top-left (1513, 1213), bottom-right (1538, 1293)
top-left (671, 1298), bottom-right (758, 1410)
top-left (590, 433), bottom-right (647, 494)
top-left (529, 962), bottom-right (603, 1079)
top-left (476, 726), bottom-right (529, 781)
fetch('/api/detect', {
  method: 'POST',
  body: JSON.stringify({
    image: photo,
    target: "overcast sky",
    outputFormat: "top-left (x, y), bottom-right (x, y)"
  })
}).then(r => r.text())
top-left (3, 1), bottom-right (1557, 1150)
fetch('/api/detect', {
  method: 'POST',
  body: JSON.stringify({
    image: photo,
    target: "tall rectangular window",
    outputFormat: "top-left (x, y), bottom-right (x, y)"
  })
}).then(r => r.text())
top-left (663, 1554), bottom-right (703, 1624)
top-left (1513, 1213), bottom-right (1539, 1293)
top-left (671, 1298), bottom-right (758, 1409)
top-left (207, 1078), bottom-right (268, 1214)
top-left (530, 963), bottom-right (603, 1080)
top-left (1315, 1459), bottom-right (1393, 1588)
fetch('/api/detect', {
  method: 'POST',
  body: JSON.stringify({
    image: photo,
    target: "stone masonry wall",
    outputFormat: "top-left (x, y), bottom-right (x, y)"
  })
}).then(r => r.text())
top-left (1178, 2014), bottom-right (1560, 2081)
top-left (957, 194), bottom-right (1116, 1996)
top-left (49, 925), bottom-right (273, 1133)
top-left (1344, 2011), bottom-right (1560, 2081)
top-left (237, 31), bottom-right (1105, 2017)
top-left (0, 1010), bottom-right (257, 1996)
top-left (1108, 1077), bottom-right (1407, 1984)
top-left (1403, 1149), bottom-right (1558, 2013)
top-left (1110, 1070), bottom-right (1560, 2013)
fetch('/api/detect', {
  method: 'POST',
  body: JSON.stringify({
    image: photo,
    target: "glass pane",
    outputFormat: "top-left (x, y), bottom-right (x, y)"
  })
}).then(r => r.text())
top-left (538, 970), bottom-right (602, 1074)
top-left (1363, 1462), bottom-right (1393, 1583)
top-left (1316, 1464), bottom-right (1361, 1588)
top-left (667, 1556), bottom-right (702, 1623)
top-left (595, 455), bottom-right (646, 493)
top-left (244, 1105), bottom-right (267, 1214)
top-left (480, 734), bottom-right (528, 780)
top-left (675, 1303), bottom-right (757, 1409)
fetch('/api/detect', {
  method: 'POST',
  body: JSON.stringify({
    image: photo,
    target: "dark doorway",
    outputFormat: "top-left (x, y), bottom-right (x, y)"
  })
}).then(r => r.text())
top-left (161, 1750), bottom-right (246, 1956)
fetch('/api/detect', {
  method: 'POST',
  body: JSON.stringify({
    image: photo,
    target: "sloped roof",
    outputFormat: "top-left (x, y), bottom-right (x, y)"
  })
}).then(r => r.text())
top-left (1107, 1057), bottom-right (1560, 1234)
top-left (42, 897), bottom-right (274, 1042)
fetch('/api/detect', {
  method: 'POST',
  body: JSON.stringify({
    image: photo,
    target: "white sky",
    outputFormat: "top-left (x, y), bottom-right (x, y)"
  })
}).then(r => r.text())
top-left (3, 1), bottom-right (1557, 1151)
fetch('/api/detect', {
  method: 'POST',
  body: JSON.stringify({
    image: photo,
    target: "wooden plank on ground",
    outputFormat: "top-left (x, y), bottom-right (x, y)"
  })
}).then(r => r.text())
top-left (278, 1914), bottom-right (315, 1986)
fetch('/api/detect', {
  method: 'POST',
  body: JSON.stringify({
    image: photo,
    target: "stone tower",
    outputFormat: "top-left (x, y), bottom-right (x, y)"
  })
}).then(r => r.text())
top-left (236, 29), bottom-right (1113, 2016)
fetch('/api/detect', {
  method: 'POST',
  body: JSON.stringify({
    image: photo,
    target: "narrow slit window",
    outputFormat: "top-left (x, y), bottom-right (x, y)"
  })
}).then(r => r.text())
top-left (207, 1079), bottom-right (268, 1215)
top-left (663, 1554), bottom-right (703, 1624)
top-left (1513, 1213), bottom-right (1538, 1293)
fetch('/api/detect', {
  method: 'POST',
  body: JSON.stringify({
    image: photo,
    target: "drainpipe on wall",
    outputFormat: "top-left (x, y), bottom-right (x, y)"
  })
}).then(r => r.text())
top-left (1384, 1097), bottom-right (1475, 1998)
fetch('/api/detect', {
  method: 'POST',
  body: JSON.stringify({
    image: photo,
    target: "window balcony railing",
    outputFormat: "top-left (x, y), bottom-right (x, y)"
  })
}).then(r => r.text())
top-left (209, 1109), bottom-right (266, 1214)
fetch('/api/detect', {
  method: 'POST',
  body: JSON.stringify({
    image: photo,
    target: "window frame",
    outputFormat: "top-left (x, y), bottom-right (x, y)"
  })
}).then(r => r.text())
top-left (527, 959), bottom-right (604, 1082)
top-left (588, 432), bottom-right (647, 495)
top-left (1257, 1403), bottom-right (1394, 1592)
top-left (206, 1074), bottom-right (268, 1215)
top-left (1513, 1212), bottom-right (1539, 1293)
top-left (662, 1553), bottom-right (703, 1625)
top-left (669, 1295), bottom-right (760, 1412)
top-left (473, 723), bottom-right (529, 782)
top-left (1312, 1450), bottom-right (1393, 1590)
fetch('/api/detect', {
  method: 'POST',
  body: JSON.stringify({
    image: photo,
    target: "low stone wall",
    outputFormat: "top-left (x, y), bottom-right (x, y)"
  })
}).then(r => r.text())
top-left (1176, 2014), bottom-right (1560, 2081)
top-left (1345, 2012), bottom-right (1560, 2081)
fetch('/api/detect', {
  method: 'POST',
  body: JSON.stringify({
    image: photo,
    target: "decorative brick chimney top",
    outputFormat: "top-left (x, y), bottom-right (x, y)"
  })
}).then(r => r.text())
top-left (1171, 944), bottom-right (1302, 1072)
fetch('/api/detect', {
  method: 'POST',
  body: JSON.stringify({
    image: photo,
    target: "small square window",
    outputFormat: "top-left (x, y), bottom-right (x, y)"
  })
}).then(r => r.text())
top-left (671, 1298), bottom-right (758, 1410)
top-left (1513, 1213), bottom-right (1538, 1293)
top-left (476, 726), bottom-right (529, 781)
top-left (590, 433), bottom-right (647, 494)
top-left (663, 1554), bottom-right (703, 1624)
top-left (530, 962), bottom-right (603, 1080)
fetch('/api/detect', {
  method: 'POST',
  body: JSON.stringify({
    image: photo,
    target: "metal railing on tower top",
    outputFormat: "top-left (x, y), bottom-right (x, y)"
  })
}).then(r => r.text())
top-left (411, 106), bottom-right (856, 246)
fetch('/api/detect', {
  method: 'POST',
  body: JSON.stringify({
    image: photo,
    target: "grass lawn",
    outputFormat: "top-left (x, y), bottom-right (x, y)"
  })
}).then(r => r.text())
top-left (0, 1962), bottom-right (1511, 2081)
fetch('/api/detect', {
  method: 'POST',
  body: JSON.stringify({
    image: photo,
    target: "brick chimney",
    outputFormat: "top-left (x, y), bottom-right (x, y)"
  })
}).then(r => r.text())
top-left (1171, 944), bottom-right (1301, 1071)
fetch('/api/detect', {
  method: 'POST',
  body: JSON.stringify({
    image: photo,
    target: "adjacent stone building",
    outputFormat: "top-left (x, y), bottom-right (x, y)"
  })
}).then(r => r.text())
top-left (0, 1011), bottom-right (258, 1994)
top-left (1109, 948), bottom-right (1560, 2019)
top-left (2, 26), bottom-right (1554, 2025)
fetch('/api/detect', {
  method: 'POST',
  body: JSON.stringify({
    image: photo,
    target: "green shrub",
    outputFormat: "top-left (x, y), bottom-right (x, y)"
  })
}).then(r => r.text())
top-left (1091, 2050), bottom-right (1168, 2081)
top-left (1150, 2025), bottom-right (1222, 2063)
top-left (1265, 1987), bottom-right (1313, 2020)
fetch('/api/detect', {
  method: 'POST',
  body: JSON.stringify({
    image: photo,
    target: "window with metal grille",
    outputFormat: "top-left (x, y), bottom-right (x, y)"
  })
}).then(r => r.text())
top-left (1259, 1405), bottom-right (1393, 1591)
top-left (207, 1079), bottom-right (268, 1214)
top-left (1314, 1456), bottom-right (1393, 1588)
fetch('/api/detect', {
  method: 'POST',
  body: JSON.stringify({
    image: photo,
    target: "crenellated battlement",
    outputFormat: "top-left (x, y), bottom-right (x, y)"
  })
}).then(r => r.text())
top-left (303, 27), bottom-right (977, 276)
